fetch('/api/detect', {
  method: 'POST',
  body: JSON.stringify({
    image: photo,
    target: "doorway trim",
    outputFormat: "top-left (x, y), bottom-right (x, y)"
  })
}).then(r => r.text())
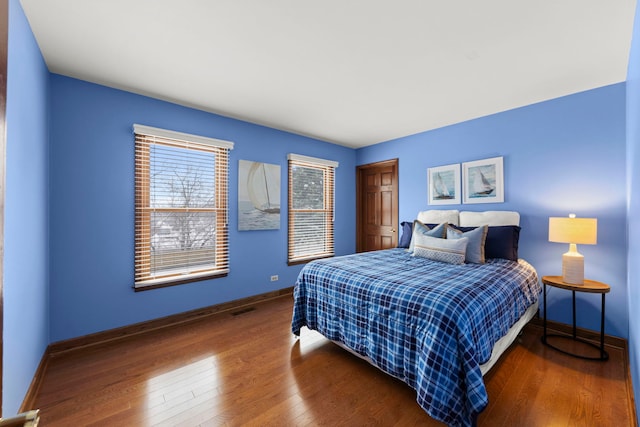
top-left (356, 158), bottom-right (399, 253)
top-left (0, 0), bottom-right (9, 415)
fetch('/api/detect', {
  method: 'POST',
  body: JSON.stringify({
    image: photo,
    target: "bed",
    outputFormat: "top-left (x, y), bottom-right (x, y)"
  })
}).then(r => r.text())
top-left (291, 210), bottom-right (541, 427)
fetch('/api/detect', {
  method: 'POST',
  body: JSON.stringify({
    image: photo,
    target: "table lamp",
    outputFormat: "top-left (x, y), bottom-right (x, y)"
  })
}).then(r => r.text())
top-left (548, 214), bottom-right (597, 285)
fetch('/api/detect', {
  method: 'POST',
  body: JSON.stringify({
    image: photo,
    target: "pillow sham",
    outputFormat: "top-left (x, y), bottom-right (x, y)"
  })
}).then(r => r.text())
top-left (483, 225), bottom-right (520, 260)
top-left (408, 221), bottom-right (447, 253)
top-left (449, 224), bottom-right (520, 261)
top-left (446, 224), bottom-right (488, 264)
top-left (412, 234), bottom-right (468, 265)
top-left (398, 221), bottom-right (414, 248)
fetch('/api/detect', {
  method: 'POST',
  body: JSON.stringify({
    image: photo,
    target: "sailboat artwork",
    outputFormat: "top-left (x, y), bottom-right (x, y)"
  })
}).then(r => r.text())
top-left (239, 160), bottom-right (281, 230)
top-left (247, 162), bottom-right (280, 214)
top-left (462, 156), bottom-right (504, 204)
top-left (433, 172), bottom-right (454, 200)
top-left (428, 163), bottom-right (461, 205)
top-left (470, 168), bottom-right (495, 197)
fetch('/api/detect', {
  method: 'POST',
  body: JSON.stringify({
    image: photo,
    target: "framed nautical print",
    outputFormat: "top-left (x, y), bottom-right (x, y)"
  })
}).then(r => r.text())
top-left (238, 160), bottom-right (281, 230)
top-left (462, 156), bottom-right (504, 204)
top-left (428, 163), bottom-right (461, 205)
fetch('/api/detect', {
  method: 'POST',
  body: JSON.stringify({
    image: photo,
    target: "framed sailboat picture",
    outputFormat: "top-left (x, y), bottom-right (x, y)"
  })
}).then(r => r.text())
top-left (462, 156), bottom-right (504, 204)
top-left (428, 163), bottom-right (461, 205)
top-left (238, 160), bottom-right (281, 230)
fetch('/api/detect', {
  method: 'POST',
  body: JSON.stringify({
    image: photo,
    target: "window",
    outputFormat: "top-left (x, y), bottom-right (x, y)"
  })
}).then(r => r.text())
top-left (288, 154), bottom-right (338, 264)
top-left (134, 124), bottom-right (233, 289)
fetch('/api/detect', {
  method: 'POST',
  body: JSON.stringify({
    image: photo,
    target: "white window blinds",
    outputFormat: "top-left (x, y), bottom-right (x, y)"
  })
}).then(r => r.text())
top-left (287, 154), bottom-right (338, 264)
top-left (134, 125), bottom-right (233, 289)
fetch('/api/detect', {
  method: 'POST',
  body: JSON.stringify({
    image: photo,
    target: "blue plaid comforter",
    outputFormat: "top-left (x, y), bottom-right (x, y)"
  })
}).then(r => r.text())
top-left (291, 248), bottom-right (540, 427)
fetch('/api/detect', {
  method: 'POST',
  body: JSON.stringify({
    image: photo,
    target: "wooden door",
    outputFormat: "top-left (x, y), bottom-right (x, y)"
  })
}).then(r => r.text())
top-left (356, 159), bottom-right (398, 252)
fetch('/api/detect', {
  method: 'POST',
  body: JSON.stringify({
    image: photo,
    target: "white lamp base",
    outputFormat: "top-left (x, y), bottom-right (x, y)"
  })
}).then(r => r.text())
top-left (562, 243), bottom-right (584, 285)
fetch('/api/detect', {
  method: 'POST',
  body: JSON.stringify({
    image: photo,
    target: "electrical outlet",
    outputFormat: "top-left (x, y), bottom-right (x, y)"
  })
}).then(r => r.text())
top-left (270, 275), bottom-right (279, 282)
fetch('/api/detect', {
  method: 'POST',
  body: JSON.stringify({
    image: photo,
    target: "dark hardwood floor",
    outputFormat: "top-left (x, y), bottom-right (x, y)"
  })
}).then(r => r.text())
top-left (32, 295), bottom-right (636, 426)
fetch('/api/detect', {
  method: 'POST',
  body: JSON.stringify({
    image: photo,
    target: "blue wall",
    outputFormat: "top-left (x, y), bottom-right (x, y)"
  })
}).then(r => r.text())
top-left (626, 1), bottom-right (640, 420)
top-left (357, 84), bottom-right (629, 338)
top-left (48, 75), bottom-right (356, 342)
top-left (5, 0), bottom-right (639, 417)
top-left (4, 0), bottom-right (50, 415)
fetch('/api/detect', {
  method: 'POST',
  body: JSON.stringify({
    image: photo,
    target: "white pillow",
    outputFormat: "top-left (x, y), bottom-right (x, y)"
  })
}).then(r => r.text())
top-left (459, 211), bottom-right (520, 227)
top-left (412, 234), bottom-right (468, 265)
top-left (417, 209), bottom-right (460, 226)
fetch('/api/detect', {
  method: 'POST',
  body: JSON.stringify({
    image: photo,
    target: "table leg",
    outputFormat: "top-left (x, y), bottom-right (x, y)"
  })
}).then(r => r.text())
top-left (572, 290), bottom-right (576, 339)
top-left (601, 293), bottom-right (606, 360)
top-left (543, 283), bottom-right (547, 343)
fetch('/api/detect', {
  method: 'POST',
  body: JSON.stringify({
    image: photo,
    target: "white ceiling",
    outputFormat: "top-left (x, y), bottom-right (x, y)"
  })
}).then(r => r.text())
top-left (19, 0), bottom-right (637, 148)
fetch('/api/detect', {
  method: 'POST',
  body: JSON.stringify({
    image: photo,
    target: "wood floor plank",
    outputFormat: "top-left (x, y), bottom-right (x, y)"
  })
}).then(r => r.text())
top-left (31, 295), bottom-right (636, 426)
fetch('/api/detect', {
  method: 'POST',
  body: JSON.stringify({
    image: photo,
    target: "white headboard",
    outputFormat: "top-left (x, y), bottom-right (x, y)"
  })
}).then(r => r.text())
top-left (416, 210), bottom-right (520, 227)
top-left (417, 209), bottom-right (460, 226)
top-left (459, 211), bottom-right (520, 226)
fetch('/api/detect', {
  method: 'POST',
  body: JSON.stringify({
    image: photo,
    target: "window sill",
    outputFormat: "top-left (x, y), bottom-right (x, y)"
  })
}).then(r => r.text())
top-left (287, 254), bottom-right (333, 266)
top-left (134, 271), bottom-right (228, 292)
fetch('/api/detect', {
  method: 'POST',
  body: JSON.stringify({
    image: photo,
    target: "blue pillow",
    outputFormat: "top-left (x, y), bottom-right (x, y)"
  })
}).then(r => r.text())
top-left (484, 225), bottom-right (520, 261)
top-left (412, 234), bottom-right (468, 265)
top-left (408, 221), bottom-right (447, 253)
top-left (398, 221), bottom-right (414, 248)
top-left (447, 224), bottom-right (488, 264)
top-left (399, 221), bottom-right (441, 249)
top-left (451, 225), bottom-right (520, 261)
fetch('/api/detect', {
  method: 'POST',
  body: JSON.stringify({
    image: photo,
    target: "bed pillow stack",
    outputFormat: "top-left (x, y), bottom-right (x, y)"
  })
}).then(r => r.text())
top-left (400, 219), bottom-right (520, 263)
